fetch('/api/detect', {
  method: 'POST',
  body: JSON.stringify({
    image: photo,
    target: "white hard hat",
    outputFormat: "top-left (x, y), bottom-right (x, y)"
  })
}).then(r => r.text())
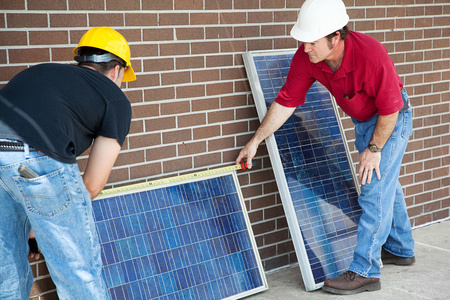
top-left (290, 0), bottom-right (349, 42)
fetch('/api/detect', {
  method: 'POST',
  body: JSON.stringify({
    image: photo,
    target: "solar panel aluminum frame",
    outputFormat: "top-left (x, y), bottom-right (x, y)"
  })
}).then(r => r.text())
top-left (242, 49), bottom-right (360, 291)
top-left (95, 171), bottom-right (268, 299)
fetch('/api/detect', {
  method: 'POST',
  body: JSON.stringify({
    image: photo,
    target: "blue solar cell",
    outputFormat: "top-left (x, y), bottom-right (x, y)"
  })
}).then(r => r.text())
top-left (94, 173), bottom-right (267, 299)
top-left (243, 50), bottom-right (362, 291)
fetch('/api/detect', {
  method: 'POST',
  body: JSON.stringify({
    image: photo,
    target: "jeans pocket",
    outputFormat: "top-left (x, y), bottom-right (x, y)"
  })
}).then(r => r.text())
top-left (401, 110), bottom-right (413, 140)
top-left (14, 168), bottom-right (71, 217)
top-left (353, 116), bottom-right (378, 153)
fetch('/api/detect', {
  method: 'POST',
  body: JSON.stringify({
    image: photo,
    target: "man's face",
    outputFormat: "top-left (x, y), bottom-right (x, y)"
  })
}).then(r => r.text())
top-left (303, 37), bottom-right (334, 64)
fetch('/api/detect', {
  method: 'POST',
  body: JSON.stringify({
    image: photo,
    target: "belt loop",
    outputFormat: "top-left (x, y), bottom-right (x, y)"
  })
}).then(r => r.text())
top-left (24, 143), bottom-right (30, 158)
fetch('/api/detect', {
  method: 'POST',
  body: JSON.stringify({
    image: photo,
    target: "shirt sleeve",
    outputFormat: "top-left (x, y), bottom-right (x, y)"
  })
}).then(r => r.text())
top-left (365, 58), bottom-right (404, 116)
top-left (98, 99), bottom-right (132, 146)
top-left (275, 47), bottom-right (316, 108)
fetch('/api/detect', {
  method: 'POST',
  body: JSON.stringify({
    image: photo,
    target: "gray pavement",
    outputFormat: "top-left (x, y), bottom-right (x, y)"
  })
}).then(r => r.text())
top-left (247, 219), bottom-right (450, 299)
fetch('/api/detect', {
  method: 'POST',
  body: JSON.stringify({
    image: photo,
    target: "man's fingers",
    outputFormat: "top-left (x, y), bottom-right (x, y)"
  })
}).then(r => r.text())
top-left (359, 166), bottom-right (372, 185)
top-left (235, 151), bottom-right (246, 165)
top-left (358, 166), bottom-right (364, 183)
top-left (360, 169), bottom-right (366, 185)
top-left (359, 167), bottom-right (382, 185)
top-left (375, 168), bottom-right (381, 180)
top-left (366, 168), bottom-right (372, 184)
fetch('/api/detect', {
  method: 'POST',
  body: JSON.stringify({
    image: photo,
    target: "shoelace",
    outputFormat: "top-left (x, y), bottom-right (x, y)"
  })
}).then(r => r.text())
top-left (342, 271), bottom-right (356, 281)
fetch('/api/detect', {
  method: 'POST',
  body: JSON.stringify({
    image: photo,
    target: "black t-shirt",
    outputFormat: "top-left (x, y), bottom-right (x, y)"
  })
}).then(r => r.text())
top-left (0, 63), bottom-right (131, 163)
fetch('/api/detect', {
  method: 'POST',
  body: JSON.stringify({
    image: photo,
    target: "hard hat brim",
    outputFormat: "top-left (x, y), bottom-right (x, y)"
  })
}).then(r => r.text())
top-left (290, 24), bottom-right (324, 43)
top-left (123, 65), bottom-right (136, 82)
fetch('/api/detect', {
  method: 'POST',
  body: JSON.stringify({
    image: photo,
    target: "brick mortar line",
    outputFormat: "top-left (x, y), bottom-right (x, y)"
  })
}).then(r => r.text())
top-left (408, 195), bottom-right (450, 208)
top-left (131, 77), bottom-right (450, 92)
top-left (0, 9), bottom-right (299, 13)
top-left (30, 291), bottom-right (58, 299)
top-left (140, 66), bottom-right (253, 75)
top-left (103, 161), bottom-right (247, 182)
top-left (398, 154), bottom-right (450, 166)
top-left (1, 4), bottom-right (447, 14)
top-left (31, 273), bottom-right (52, 281)
top-left (0, 15), bottom-right (448, 30)
top-left (258, 238), bottom-right (295, 248)
top-left (0, 46), bottom-right (447, 60)
top-left (1, 24), bottom-right (449, 39)
top-left (402, 180), bottom-right (450, 193)
top-left (123, 120), bottom-right (450, 141)
top-left (121, 152), bottom-right (231, 164)
top-left (135, 61), bottom-right (450, 76)
top-left (250, 217), bottom-right (292, 230)
top-left (410, 120), bottom-right (450, 128)
top-left (1, 34), bottom-right (449, 50)
top-left (0, 59), bottom-right (446, 78)
top-left (129, 114), bottom-right (255, 124)
top-left (411, 112), bottom-right (450, 119)
top-left (131, 78), bottom-right (250, 88)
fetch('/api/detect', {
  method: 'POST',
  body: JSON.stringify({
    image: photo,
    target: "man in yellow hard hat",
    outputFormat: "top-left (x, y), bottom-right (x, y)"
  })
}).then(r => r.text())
top-left (237, 0), bottom-right (415, 295)
top-left (0, 27), bottom-right (135, 299)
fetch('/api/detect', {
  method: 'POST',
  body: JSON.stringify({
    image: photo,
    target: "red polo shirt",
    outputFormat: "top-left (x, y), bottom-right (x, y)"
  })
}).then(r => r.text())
top-left (275, 31), bottom-right (404, 121)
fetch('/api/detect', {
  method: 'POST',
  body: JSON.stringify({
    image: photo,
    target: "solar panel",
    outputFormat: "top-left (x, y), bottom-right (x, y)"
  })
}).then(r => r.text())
top-left (93, 172), bottom-right (268, 299)
top-left (243, 49), bottom-right (362, 291)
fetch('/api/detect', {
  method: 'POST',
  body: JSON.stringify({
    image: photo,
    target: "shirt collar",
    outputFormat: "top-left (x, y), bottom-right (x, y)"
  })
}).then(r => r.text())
top-left (318, 34), bottom-right (356, 78)
top-left (341, 35), bottom-right (356, 74)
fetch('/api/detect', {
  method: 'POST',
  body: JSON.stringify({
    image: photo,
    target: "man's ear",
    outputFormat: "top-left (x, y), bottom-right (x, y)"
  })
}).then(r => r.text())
top-left (106, 65), bottom-right (122, 83)
top-left (333, 31), bottom-right (341, 45)
top-left (112, 65), bottom-right (121, 82)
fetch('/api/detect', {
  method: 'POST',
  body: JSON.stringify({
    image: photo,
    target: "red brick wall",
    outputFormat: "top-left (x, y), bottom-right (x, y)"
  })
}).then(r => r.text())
top-left (0, 0), bottom-right (449, 298)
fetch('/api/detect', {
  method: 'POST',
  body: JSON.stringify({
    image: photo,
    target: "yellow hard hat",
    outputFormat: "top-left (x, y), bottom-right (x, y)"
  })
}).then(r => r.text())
top-left (73, 27), bottom-right (136, 82)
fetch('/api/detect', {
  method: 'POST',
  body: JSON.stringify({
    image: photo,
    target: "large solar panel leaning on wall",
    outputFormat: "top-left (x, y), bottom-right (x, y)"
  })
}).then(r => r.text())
top-left (243, 49), bottom-right (362, 291)
top-left (93, 172), bottom-right (268, 299)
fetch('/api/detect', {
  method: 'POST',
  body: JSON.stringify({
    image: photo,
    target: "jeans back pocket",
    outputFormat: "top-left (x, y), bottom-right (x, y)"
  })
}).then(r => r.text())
top-left (401, 110), bottom-right (413, 140)
top-left (14, 168), bottom-right (71, 217)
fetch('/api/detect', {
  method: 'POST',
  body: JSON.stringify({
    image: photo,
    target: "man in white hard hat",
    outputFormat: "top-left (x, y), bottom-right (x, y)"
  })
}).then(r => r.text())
top-left (236, 0), bottom-right (415, 295)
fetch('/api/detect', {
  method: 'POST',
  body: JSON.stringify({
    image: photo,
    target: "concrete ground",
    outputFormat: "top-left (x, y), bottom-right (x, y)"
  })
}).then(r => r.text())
top-left (247, 219), bottom-right (450, 300)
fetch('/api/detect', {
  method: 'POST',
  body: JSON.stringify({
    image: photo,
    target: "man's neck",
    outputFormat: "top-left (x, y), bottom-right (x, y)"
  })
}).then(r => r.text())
top-left (325, 40), bottom-right (345, 73)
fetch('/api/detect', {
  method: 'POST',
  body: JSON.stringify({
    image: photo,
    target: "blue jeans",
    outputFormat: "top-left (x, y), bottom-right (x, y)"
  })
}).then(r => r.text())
top-left (348, 104), bottom-right (415, 278)
top-left (0, 150), bottom-right (110, 299)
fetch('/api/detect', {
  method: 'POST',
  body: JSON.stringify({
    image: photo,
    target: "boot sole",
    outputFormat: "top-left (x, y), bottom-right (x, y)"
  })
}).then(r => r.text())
top-left (322, 281), bottom-right (381, 295)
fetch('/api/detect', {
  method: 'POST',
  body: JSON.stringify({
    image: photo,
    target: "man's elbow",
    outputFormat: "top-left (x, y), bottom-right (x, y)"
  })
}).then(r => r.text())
top-left (84, 183), bottom-right (104, 200)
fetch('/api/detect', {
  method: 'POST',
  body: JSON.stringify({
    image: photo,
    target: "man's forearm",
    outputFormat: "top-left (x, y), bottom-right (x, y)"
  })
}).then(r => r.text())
top-left (235, 101), bottom-right (296, 167)
top-left (369, 112), bottom-right (399, 149)
top-left (251, 101), bottom-right (297, 144)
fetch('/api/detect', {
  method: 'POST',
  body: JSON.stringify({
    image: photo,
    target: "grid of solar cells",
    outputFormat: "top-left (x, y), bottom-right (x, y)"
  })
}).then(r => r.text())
top-left (252, 53), bottom-right (362, 285)
top-left (93, 174), bottom-right (266, 299)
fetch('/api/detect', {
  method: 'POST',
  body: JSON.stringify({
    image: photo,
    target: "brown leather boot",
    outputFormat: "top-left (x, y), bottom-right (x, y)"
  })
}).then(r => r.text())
top-left (322, 271), bottom-right (381, 295)
top-left (381, 248), bottom-right (415, 265)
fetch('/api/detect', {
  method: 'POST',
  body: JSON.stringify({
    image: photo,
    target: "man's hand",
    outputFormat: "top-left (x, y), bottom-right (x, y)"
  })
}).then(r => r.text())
top-left (236, 140), bottom-right (259, 169)
top-left (359, 148), bottom-right (381, 185)
top-left (358, 112), bottom-right (398, 185)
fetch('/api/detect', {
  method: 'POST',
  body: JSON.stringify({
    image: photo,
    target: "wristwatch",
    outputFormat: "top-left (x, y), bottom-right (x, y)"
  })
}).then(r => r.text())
top-left (368, 144), bottom-right (382, 153)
